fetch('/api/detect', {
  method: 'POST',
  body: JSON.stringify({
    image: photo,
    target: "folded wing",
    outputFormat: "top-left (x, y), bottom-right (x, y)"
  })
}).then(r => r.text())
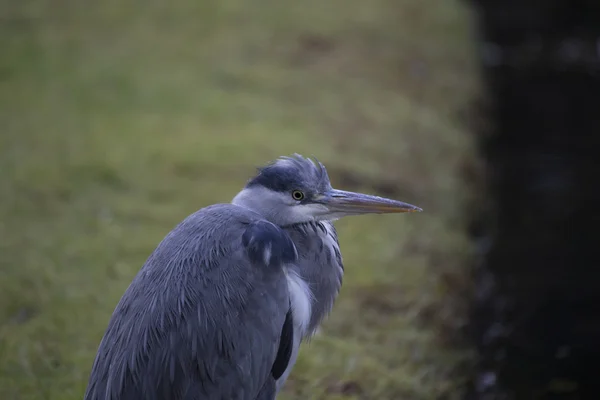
top-left (84, 205), bottom-right (298, 400)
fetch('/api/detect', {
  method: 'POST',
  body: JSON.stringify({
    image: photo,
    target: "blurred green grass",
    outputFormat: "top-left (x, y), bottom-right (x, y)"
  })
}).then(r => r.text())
top-left (0, 0), bottom-right (478, 399)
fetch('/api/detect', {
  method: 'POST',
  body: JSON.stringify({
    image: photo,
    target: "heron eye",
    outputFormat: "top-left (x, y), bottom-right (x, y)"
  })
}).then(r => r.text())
top-left (291, 190), bottom-right (305, 201)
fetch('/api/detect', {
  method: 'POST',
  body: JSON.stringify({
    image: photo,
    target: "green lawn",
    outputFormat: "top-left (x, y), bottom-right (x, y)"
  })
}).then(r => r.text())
top-left (0, 1), bottom-right (478, 399)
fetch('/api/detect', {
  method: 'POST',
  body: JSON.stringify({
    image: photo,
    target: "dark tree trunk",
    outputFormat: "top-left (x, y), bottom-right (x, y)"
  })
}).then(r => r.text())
top-left (467, 0), bottom-right (600, 399)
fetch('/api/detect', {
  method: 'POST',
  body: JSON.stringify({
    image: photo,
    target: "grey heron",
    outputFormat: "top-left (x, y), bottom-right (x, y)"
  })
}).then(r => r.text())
top-left (84, 154), bottom-right (421, 400)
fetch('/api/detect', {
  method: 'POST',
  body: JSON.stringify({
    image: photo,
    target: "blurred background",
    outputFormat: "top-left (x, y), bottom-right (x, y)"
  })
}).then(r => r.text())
top-left (1, 0), bottom-right (598, 399)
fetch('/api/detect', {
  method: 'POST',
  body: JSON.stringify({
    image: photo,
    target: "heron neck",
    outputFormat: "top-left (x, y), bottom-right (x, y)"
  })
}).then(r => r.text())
top-left (284, 221), bottom-right (344, 335)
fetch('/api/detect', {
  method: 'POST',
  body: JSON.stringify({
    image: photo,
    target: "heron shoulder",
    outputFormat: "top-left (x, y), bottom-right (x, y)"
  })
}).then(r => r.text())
top-left (163, 203), bottom-right (262, 244)
top-left (186, 203), bottom-right (265, 225)
top-left (174, 204), bottom-right (298, 269)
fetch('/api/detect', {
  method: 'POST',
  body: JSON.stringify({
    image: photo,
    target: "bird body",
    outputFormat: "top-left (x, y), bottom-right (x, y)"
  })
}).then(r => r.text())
top-left (84, 155), bottom-right (420, 400)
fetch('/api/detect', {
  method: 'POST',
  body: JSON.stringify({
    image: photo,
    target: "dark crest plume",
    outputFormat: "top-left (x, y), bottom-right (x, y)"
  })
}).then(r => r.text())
top-left (246, 154), bottom-right (331, 193)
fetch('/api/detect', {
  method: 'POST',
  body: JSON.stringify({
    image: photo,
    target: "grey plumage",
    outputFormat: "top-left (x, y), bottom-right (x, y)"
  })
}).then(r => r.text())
top-left (84, 154), bottom-right (421, 400)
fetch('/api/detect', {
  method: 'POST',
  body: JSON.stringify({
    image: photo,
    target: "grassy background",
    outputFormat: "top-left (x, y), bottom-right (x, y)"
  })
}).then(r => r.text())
top-left (0, 0), bottom-right (478, 399)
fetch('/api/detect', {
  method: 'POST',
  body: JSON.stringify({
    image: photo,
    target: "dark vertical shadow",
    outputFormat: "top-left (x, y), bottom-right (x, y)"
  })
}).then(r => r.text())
top-left (465, 0), bottom-right (600, 398)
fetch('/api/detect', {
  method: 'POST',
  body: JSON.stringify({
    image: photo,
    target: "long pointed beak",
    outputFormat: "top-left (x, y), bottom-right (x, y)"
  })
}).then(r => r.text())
top-left (319, 189), bottom-right (422, 215)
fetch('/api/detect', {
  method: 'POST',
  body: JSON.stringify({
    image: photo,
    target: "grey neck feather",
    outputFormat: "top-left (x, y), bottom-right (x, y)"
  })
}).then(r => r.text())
top-left (231, 187), bottom-right (295, 226)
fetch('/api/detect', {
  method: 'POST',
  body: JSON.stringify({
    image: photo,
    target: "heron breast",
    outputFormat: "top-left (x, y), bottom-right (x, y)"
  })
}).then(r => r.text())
top-left (284, 267), bottom-right (313, 336)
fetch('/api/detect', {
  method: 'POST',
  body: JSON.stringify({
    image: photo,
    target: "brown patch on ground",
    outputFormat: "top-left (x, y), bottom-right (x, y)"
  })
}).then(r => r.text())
top-left (289, 34), bottom-right (336, 66)
top-left (352, 284), bottom-right (415, 315)
top-left (325, 379), bottom-right (365, 397)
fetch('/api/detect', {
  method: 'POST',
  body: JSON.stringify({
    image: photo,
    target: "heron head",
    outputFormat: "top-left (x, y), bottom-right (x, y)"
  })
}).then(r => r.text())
top-left (232, 154), bottom-right (421, 226)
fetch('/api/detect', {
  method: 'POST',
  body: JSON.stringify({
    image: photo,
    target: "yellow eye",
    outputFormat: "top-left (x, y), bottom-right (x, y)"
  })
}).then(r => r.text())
top-left (291, 190), bottom-right (305, 201)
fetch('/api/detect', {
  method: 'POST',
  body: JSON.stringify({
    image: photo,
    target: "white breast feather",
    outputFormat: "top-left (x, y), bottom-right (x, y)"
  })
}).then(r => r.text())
top-left (284, 267), bottom-right (313, 335)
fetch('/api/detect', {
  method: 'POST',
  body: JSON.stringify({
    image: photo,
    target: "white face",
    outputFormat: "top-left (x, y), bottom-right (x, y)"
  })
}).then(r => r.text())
top-left (232, 186), bottom-right (331, 225)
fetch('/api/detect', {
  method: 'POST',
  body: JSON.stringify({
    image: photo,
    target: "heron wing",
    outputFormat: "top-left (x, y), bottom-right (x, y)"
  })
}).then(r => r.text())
top-left (84, 205), bottom-right (297, 400)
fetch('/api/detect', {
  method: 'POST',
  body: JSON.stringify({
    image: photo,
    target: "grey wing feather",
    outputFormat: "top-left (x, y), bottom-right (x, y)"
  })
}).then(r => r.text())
top-left (84, 205), bottom-right (296, 400)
